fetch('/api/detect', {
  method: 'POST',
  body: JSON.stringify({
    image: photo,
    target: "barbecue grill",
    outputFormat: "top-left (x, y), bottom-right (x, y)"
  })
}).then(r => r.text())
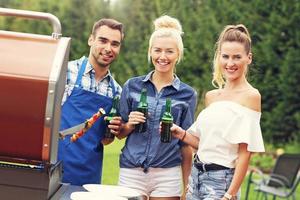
top-left (0, 7), bottom-right (71, 199)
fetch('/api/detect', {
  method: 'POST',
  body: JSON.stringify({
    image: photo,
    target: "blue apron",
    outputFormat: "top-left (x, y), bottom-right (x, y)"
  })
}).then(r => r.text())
top-left (58, 58), bottom-right (116, 186)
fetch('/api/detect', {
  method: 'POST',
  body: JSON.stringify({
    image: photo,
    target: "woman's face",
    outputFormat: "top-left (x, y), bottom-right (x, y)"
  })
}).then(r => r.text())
top-left (150, 36), bottom-right (179, 74)
top-left (219, 41), bottom-right (252, 82)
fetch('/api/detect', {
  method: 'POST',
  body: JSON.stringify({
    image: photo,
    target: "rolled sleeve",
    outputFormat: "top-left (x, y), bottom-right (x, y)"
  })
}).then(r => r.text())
top-left (181, 91), bottom-right (197, 130)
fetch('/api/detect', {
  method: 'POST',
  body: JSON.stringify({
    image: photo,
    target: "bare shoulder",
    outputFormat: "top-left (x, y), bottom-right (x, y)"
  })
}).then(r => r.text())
top-left (205, 89), bottom-right (219, 106)
top-left (243, 88), bottom-right (261, 112)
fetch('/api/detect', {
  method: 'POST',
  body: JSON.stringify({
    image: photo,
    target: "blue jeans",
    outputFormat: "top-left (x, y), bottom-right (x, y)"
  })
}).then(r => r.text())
top-left (186, 164), bottom-right (240, 200)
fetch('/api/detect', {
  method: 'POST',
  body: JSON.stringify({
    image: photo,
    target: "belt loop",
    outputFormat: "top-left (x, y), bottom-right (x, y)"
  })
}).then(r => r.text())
top-left (202, 163), bottom-right (206, 172)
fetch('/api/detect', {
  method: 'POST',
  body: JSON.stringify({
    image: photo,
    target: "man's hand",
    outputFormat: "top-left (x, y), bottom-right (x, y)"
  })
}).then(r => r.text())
top-left (106, 116), bottom-right (123, 136)
top-left (101, 116), bottom-right (122, 145)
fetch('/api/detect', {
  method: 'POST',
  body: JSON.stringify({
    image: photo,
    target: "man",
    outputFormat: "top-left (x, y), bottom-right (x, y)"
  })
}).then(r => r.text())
top-left (58, 18), bottom-right (123, 186)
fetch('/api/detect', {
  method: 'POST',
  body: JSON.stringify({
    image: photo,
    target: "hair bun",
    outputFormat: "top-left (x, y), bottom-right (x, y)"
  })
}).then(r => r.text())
top-left (154, 15), bottom-right (183, 35)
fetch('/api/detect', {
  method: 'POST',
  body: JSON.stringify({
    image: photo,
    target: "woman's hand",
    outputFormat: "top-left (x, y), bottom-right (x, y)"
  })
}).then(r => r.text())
top-left (169, 124), bottom-right (199, 149)
top-left (181, 192), bottom-right (187, 200)
top-left (127, 111), bottom-right (146, 128)
top-left (170, 123), bottom-right (186, 140)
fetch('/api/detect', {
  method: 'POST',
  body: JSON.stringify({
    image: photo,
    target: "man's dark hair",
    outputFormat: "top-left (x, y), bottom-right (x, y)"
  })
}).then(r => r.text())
top-left (92, 18), bottom-right (124, 40)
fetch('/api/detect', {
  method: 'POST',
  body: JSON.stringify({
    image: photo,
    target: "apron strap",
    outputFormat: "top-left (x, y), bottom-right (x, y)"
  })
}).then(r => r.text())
top-left (74, 58), bottom-right (88, 88)
top-left (109, 76), bottom-right (117, 97)
top-left (75, 58), bottom-right (118, 97)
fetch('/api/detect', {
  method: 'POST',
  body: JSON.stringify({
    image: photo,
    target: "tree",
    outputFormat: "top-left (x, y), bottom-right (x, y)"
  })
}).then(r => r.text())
top-left (1, 0), bottom-right (299, 142)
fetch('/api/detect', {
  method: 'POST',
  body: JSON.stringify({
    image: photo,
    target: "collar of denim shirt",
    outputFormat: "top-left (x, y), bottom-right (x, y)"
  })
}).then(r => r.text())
top-left (141, 70), bottom-right (181, 91)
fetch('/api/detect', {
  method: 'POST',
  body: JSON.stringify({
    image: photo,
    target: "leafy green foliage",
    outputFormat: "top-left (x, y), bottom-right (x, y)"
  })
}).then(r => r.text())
top-left (1, 0), bottom-right (299, 142)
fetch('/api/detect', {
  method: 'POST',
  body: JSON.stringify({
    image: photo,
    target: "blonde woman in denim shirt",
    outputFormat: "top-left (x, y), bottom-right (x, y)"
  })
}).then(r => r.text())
top-left (116, 15), bottom-right (197, 200)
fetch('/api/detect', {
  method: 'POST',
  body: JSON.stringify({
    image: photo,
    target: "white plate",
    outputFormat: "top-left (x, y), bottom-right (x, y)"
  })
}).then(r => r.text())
top-left (83, 184), bottom-right (141, 198)
top-left (70, 191), bottom-right (127, 200)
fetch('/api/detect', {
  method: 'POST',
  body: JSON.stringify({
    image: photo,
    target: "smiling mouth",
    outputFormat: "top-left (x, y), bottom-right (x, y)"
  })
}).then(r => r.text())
top-left (225, 67), bottom-right (238, 73)
top-left (156, 60), bottom-right (170, 66)
top-left (101, 53), bottom-right (113, 60)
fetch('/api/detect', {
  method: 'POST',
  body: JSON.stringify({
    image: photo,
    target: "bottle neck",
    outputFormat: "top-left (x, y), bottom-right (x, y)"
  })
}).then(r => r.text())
top-left (139, 89), bottom-right (148, 108)
top-left (165, 98), bottom-right (171, 113)
top-left (109, 96), bottom-right (119, 116)
top-left (162, 98), bottom-right (173, 121)
top-left (112, 98), bottom-right (118, 109)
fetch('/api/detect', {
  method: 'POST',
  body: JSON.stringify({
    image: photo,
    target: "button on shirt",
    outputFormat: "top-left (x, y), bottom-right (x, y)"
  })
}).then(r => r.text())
top-left (62, 56), bottom-right (122, 105)
top-left (119, 71), bottom-right (197, 170)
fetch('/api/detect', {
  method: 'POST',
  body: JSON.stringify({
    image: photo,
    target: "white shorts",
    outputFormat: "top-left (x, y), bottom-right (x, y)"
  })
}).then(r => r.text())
top-left (118, 166), bottom-right (182, 198)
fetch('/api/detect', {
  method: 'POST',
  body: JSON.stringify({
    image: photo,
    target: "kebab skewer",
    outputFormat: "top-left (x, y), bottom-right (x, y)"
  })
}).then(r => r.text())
top-left (59, 108), bottom-right (106, 142)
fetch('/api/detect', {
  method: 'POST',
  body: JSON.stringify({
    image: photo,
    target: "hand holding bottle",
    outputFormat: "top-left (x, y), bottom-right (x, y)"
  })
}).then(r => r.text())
top-left (134, 88), bottom-right (148, 133)
top-left (128, 111), bottom-right (146, 128)
top-left (104, 96), bottom-right (121, 139)
top-left (160, 98), bottom-right (173, 143)
top-left (102, 116), bottom-right (123, 145)
top-left (169, 123), bottom-right (186, 141)
top-left (106, 116), bottom-right (123, 135)
top-left (159, 122), bottom-right (186, 141)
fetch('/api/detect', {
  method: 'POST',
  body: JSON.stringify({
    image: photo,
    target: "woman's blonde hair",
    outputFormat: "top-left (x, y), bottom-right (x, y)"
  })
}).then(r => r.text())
top-left (212, 24), bottom-right (252, 88)
top-left (148, 15), bottom-right (184, 64)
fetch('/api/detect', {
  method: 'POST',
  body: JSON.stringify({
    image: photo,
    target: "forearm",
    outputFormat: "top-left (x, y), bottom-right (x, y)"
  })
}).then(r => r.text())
top-left (101, 138), bottom-right (114, 145)
top-left (227, 146), bottom-right (251, 196)
top-left (181, 145), bottom-right (193, 188)
top-left (171, 124), bottom-right (199, 149)
top-left (181, 131), bottom-right (199, 149)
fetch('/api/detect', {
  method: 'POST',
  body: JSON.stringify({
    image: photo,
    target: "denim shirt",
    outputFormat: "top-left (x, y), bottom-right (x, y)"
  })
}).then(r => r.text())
top-left (119, 71), bottom-right (197, 171)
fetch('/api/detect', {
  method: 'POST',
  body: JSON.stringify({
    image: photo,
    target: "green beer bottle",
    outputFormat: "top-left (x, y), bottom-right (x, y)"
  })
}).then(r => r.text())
top-left (161, 98), bottom-right (173, 143)
top-left (104, 96), bottom-right (119, 139)
top-left (135, 88), bottom-right (148, 133)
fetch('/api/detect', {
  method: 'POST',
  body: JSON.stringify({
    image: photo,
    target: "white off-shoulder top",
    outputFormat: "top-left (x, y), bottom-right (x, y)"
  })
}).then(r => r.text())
top-left (188, 101), bottom-right (265, 168)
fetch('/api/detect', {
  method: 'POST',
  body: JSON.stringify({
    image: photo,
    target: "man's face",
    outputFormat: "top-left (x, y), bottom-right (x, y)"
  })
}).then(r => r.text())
top-left (88, 25), bottom-right (122, 68)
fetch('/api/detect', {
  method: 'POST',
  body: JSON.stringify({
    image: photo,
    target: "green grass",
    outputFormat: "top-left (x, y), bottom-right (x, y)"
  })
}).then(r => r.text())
top-left (102, 140), bottom-right (300, 199)
top-left (102, 138), bottom-right (125, 185)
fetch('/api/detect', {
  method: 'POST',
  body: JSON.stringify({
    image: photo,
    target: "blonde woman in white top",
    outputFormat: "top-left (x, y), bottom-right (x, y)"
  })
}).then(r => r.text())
top-left (170, 24), bottom-right (265, 200)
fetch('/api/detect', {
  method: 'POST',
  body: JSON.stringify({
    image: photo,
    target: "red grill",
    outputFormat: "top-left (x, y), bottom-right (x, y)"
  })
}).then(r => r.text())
top-left (0, 8), bottom-right (71, 200)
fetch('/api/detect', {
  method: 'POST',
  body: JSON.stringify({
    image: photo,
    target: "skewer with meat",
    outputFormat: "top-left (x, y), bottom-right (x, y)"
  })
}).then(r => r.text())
top-left (59, 108), bottom-right (106, 142)
top-left (70, 108), bottom-right (106, 142)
